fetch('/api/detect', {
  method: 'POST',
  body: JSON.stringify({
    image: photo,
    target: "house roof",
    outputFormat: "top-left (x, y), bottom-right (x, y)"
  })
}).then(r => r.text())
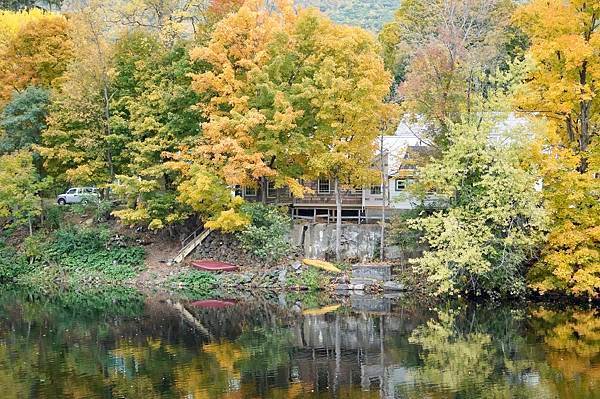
top-left (380, 113), bottom-right (531, 177)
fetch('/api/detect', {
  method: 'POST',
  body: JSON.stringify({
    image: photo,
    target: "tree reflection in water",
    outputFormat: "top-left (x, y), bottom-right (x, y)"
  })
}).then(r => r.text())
top-left (0, 289), bottom-right (598, 398)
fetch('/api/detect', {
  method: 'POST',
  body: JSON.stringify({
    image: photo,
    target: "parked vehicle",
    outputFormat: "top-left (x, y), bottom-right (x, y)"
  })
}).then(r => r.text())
top-left (56, 187), bottom-right (100, 205)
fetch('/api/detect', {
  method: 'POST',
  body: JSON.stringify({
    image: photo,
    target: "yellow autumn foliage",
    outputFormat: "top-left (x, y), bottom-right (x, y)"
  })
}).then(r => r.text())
top-left (515, 0), bottom-right (600, 297)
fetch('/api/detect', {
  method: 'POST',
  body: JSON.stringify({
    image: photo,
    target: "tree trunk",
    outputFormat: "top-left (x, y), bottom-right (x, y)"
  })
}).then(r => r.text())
top-left (39, 197), bottom-right (44, 228)
top-left (334, 177), bottom-right (342, 262)
top-left (260, 176), bottom-right (268, 204)
top-left (103, 84), bottom-right (115, 183)
top-left (27, 216), bottom-right (33, 237)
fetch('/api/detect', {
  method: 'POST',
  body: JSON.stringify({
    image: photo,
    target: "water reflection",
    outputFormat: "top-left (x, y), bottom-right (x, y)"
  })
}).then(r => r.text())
top-left (0, 289), bottom-right (598, 398)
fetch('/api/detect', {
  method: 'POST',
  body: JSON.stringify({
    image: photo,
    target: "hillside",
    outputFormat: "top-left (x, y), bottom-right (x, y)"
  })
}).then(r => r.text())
top-left (296, 0), bottom-right (399, 32)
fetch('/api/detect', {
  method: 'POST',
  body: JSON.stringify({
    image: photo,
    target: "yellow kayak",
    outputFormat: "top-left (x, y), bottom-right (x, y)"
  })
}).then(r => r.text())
top-left (302, 258), bottom-right (341, 273)
top-left (302, 304), bottom-right (341, 316)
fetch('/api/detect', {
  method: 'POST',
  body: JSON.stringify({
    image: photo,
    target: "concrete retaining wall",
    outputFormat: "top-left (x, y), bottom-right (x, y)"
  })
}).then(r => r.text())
top-left (291, 223), bottom-right (403, 261)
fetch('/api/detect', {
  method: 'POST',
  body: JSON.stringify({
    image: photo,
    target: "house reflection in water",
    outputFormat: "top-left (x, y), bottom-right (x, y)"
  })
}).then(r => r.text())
top-left (1, 290), bottom-right (593, 398)
top-left (185, 295), bottom-right (429, 398)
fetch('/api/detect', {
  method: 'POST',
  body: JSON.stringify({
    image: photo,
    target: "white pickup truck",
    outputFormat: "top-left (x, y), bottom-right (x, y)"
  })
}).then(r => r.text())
top-left (56, 187), bottom-right (100, 205)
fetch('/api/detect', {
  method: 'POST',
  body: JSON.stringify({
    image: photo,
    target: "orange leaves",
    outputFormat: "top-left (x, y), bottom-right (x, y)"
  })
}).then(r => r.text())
top-left (188, 1), bottom-right (392, 193)
top-left (0, 13), bottom-right (73, 105)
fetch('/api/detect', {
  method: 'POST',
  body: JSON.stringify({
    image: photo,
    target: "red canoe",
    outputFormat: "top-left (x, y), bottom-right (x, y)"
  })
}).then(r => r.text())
top-left (191, 260), bottom-right (240, 272)
top-left (190, 299), bottom-right (237, 309)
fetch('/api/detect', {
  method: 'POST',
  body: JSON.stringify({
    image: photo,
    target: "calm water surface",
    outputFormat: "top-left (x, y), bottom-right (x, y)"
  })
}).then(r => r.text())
top-left (0, 289), bottom-right (599, 398)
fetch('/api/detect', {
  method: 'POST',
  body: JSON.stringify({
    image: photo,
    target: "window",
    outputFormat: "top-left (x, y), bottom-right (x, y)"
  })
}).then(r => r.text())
top-left (318, 179), bottom-right (331, 194)
top-left (395, 179), bottom-right (406, 191)
top-left (66, 188), bottom-right (76, 195)
top-left (244, 186), bottom-right (257, 196)
top-left (370, 185), bottom-right (382, 195)
top-left (234, 185), bottom-right (243, 197)
top-left (267, 181), bottom-right (277, 198)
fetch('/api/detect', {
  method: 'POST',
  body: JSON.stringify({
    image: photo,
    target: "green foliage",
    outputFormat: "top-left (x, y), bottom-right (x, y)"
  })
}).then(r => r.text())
top-left (0, 150), bottom-right (42, 228)
top-left (45, 227), bottom-right (145, 280)
top-left (93, 199), bottom-right (114, 222)
top-left (0, 86), bottom-right (50, 154)
top-left (108, 31), bottom-right (204, 230)
top-left (237, 203), bottom-right (292, 261)
top-left (409, 122), bottom-right (547, 298)
top-left (387, 208), bottom-right (428, 260)
top-left (297, 0), bottom-right (398, 32)
top-left (286, 268), bottom-right (324, 291)
top-left (21, 231), bottom-right (44, 260)
top-left (42, 203), bottom-right (65, 230)
top-left (0, 240), bottom-right (30, 282)
top-left (168, 270), bottom-right (216, 298)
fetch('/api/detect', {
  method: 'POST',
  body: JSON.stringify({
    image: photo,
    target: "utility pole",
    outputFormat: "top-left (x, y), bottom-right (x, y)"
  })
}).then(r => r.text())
top-left (379, 133), bottom-right (386, 261)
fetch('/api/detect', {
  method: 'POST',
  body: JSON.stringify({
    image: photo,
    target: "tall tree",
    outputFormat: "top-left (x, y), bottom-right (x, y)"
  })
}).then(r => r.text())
top-left (0, 150), bottom-right (42, 235)
top-left (514, 0), bottom-right (600, 297)
top-left (0, 86), bottom-right (50, 154)
top-left (38, 2), bottom-right (121, 186)
top-left (408, 121), bottom-right (546, 297)
top-left (109, 31), bottom-right (204, 230)
top-left (0, 13), bottom-right (73, 105)
top-left (380, 0), bottom-right (521, 145)
top-left (185, 1), bottom-right (393, 241)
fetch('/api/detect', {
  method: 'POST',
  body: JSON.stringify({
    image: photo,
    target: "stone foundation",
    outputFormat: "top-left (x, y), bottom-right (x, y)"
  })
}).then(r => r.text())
top-left (191, 231), bottom-right (301, 268)
top-left (192, 223), bottom-right (412, 266)
top-left (290, 223), bottom-right (404, 261)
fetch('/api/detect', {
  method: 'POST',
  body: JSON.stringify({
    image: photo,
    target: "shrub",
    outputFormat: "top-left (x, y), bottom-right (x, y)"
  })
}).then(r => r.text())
top-left (94, 200), bottom-right (114, 222)
top-left (43, 204), bottom-right (65, 230)
top-left (168, 270), bottom-right (216, 298)
top-left (46, 227), bottom-right (145, 280)
top-left (286, 268), bottom-right (324, 291)
top-left (238, 203), bottom-right (292, 261)
top-left (408, 123), bottom-right (546, 298)
top-left (0, 240), bottom-right (31, 282)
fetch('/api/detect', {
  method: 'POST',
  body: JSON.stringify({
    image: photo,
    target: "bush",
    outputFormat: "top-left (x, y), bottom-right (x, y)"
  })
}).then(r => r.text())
top-left (43, 204), bottom-right (66, 230)
top-left (408, 123), bottom-right (546, 298)
top-left (238, 203), bottom-right (292, 261)
top-left (94, 200), bottom-right (114, 222)
top-left (286, 268), bottom-right (324, 291)
top-left (168, 270), bottom-right (216, 298)
top-left (387, 208), bottom-right (429, 262)
top-left (46, 227), bottom-right (145, 280)
top-left (0, 241), bottom-right (31, 283)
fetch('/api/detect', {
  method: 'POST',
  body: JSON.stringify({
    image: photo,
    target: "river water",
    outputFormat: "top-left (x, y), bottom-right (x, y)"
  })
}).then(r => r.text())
top-left (0, 289), bottom-right (599, 398)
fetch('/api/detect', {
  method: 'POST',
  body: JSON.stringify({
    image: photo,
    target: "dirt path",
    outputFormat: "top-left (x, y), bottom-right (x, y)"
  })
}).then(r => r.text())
top-left (133, 233), bottom-right (192, 288)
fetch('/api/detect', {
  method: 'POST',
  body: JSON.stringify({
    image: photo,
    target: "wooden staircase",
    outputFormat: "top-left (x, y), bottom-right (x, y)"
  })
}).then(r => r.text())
top-left (173, 227), bottom-right (211, 264)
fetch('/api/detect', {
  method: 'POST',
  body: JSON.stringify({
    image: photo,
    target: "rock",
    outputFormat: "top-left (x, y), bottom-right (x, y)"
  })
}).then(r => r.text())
top-left (383, 281), bottom-right (405, 292)
top-left (352, 264), bottom-right (392, 282)
top-left (335, 284), bottom-right (350, 290)
top-left (239, 273), bottom-right (253, 284)
top-left (278, 294), bottom-right (287, 307)
top-left (278, 269), bottom-right (287, 283)
top-left (351, 296), bottom-right (391, 313)
top-left (291, 304), bottom-right (302, 314)
top-left (350, 278), bottom-right (377, 286)
top-left (348, 283), bottom-right (365, 291)
top-left (291, 261), bottom-right (302, 270)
